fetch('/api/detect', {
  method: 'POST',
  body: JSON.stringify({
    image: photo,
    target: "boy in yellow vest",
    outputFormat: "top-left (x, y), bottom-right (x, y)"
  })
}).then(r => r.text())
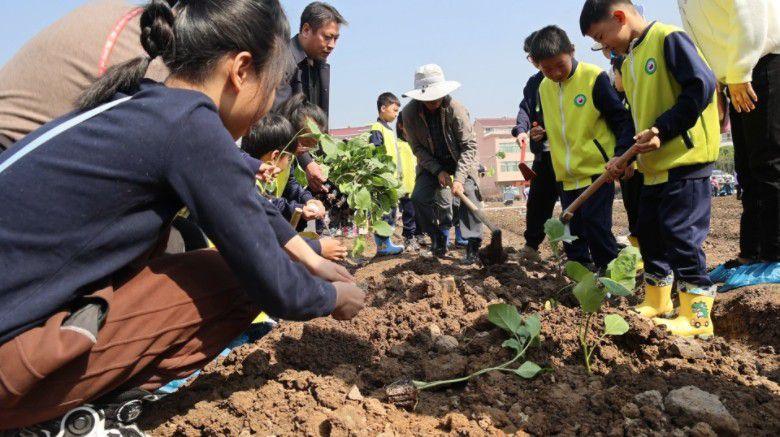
top-left (369, 92), bottom-right (419, 255)
top-left (581, 0), bottom-right (721, 337)
top-left (529, 25), bottom-right (635, 272)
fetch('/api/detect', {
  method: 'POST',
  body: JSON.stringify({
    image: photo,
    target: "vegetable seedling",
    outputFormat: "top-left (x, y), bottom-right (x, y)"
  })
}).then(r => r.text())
top-left (564, 246), bottom-right (641, 374)
top-left (302, 119), bottom-right (402, 257)
top-left (544, 218), bottom-right (578, 258)
top-left (387, 303), bottom-right (544, 409)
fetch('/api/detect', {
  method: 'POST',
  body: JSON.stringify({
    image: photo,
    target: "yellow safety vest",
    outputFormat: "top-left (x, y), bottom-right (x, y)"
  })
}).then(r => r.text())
top-left (539, 62), bottom-right (616, 191)
top-left (370, 121), bottom-right (417, 195)
top-left (622, 22), bottom-right (720, 185)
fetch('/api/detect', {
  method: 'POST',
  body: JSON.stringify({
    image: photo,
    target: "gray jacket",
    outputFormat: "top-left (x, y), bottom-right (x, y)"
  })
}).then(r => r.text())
top-left (401, 96), bottom-right (479, 184)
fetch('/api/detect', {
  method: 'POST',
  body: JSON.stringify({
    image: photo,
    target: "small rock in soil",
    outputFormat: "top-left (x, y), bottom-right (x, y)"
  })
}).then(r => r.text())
top-left (620, 402), bottom-right (640, 419)
top-left (669, 337), bottom-right (706, 360)
top-left (635, 390), bottom-right (664, 411)
top-left (688, 422), bottom-right (718, 437)
top-left (665, 386), bottom-right (739, 435)
top-left (434, 335), bottom-right (459, 353)
top-left (426, 323), bottom-right (442, 340)
top-left (347, 385), bottom-right (363, 401)
top-left (384, 378), bottom-right (418, 411)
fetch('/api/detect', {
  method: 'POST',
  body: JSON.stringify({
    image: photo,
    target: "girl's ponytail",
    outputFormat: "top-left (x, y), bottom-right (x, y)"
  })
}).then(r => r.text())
top-left (77, 0), bottom-right (175, 110)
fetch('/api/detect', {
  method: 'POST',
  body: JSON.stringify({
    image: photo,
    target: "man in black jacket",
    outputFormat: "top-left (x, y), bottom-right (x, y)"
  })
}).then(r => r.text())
top-left (512, 31), bottom-right (559, 261)
top-left (274, 2), bottom-right (346, 193)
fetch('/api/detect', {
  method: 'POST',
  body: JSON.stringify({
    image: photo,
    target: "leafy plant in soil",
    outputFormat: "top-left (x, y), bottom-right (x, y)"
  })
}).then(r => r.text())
top-left (387, 303), bottom-right (543, 409)
top-left (564, 246), bottom-right (641, 374)
top-left (302, 120), bottom-right (402, 257)
top-left (544, 218), bottom-right (578, 258)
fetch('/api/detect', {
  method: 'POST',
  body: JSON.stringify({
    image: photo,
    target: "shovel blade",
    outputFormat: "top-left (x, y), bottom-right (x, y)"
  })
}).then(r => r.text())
top-left (479, 230), bottom-right (507, 266)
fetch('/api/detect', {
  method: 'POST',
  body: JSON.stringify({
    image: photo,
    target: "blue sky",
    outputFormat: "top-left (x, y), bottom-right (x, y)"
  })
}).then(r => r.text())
top-left (0, 1), bottom-right (684, 128)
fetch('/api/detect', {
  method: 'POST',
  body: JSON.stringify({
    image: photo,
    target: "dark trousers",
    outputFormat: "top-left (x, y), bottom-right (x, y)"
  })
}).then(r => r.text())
top-left (730, 54), bottom-right (780, 261)
top-left (619, 172), bottom-right (643, 237)
top-left (412, 171), bottom-right (482, 240)
top-left (524, 152), bottom-right (560, 250)
top-left (384, 196), bottom-right (421, 239)
top-left (637, 177), bottom-right (712, 287)
top-left (559, 182), bottom-right (619, 268)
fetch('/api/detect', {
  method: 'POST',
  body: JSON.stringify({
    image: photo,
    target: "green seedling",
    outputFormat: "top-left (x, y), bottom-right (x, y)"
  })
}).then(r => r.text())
top-left (564, 246), bottom-right (640, 374)
top-left (302, 119), bottom-right (402, 257)
top-left (544, 218), bottom-right (578, 258)
top-left (411, 303), bottom-right (544, 391)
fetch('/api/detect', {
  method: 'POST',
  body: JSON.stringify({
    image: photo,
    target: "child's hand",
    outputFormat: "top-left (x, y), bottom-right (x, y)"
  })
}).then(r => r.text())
top-left (634, 127), bottom-right (661, 153)
top-left (728, 82), bottom-right (758, 113)
top-left (256, 162), bottom-right (282, 183)
top-left (320, 238), bottom-right (347, 261)
top-left (530, 123), bottom-right (546, 142)
top-left (302, 199), bottom-right (326, 220)
top-left (605, 157), bottom-right (626, 182)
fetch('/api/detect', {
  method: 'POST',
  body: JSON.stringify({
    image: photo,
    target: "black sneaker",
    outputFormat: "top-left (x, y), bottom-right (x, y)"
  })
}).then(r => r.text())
top-left (13, 389), bottom-right (159, 437)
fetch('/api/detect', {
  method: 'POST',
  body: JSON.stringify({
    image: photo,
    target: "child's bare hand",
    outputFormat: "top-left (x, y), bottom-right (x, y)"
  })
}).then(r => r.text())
top-left (605, 157), bottom-right (626, 182)
top-left (634, 127), bottom-right (661, 153)
top-left (302, 200), bottom-right (325, 220)
top-left (728, 82), bottom-right (758, 113)
top-left (320, 238), bottom-right (347, 261)
top-left (256, 162), bottom-right (282, 183)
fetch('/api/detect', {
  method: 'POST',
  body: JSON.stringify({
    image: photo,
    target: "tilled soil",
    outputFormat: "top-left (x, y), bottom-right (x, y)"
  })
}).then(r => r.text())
top-left (143, 196), bottom-right (779, 436)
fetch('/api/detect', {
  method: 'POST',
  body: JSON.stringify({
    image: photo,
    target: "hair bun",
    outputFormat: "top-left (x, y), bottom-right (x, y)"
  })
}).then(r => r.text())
top-left (140, 0), bottom-right (176, 59)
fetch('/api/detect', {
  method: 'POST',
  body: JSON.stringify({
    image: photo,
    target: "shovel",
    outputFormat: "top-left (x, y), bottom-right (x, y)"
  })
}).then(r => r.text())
top-left (456, 192), bottom-right (507, 265)
top-left (519, 162), bottom-right (537, 182)
top-left (559, 144), bottom-right (641, 234)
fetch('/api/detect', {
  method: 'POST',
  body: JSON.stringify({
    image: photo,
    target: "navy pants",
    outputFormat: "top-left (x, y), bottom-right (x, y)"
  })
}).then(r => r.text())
top-left (524, 152), bottom-right (560, 250)
top-left (412, 171), bottom-right (482, 240)
top-left (384, 196), bottom-right (422, 239)
top-left (559, 182), bottom-right (618, 269)
top-left (636, 177), bottom-right (712, 287)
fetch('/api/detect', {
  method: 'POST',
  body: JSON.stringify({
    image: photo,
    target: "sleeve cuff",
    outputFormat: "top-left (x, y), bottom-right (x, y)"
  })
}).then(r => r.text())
top-left (298, 152), bottom-right (314, 168)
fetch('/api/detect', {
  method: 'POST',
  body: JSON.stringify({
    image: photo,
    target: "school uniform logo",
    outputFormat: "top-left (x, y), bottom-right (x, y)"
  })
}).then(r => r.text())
top-left (574, 94), bottom-right (587, 107)
top-left (645, 58), bottom-right (658, 75)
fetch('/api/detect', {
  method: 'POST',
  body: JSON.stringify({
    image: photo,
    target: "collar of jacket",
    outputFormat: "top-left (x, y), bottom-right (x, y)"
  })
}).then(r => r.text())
top-left (629, 21), bottom-right (657, 53)
top-left (291, 34), bottom-right (329, 69)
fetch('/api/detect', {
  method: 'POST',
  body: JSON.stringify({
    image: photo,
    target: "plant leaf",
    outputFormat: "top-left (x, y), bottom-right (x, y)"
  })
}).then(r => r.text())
top-left (603, 314), bottom-right (630, 336)
top-left (496, 151), bottom-right (507, 159)
top-left (515, 361), bottom-right (543, 379)
top-left (502, 338), bottom-right (522, 352)
top-left (351, 235), bottom-right (366, 258)
top-left (305, 117), bottom-right (322, 135)
top-left (524, 314), bottom-right (541, 338)
top-left (320, 136), bottom-right (340, 157)
top-left (573, 273), bottom-right (605, 313)
top-left (544, 218), bottom-right (564, 241)
top-left (606, 246), bottom-right (641, 290)
top-left (564, 261), bottom-right (591, 283)
top-left (488, 303), bottom-right (523, 334)
top-left (372, 220), bottom-right (393, 237)
top-left (294, 163), bottom-right (308, 187)
top-left (598, 277), bottom-right (633, 297)
top-left (354, 187), bottom-right (372, 211)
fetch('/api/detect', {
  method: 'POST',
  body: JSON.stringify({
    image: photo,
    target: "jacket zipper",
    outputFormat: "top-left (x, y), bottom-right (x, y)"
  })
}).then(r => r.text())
top-left (627, 47), bottom-right (643, 168)
top-left (559, 83), bottom-right (572, 178)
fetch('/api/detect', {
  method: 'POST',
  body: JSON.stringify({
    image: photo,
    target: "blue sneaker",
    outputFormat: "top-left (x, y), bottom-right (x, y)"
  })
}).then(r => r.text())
top-left (454, 226), bottom-right (469, 247)
top-left (719, 262), bottom-right (780, 292)
top-left (374, 234), bottom-right (403, 256)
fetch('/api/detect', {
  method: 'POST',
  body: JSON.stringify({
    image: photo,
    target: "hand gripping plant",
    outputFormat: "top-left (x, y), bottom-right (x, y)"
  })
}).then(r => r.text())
top-left (563, 246), bottom-right (641, 374)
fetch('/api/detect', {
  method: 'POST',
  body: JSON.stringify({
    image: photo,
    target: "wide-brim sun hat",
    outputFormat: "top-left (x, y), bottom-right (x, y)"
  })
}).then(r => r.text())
top-left (402, 64), bottom-right (461, 102)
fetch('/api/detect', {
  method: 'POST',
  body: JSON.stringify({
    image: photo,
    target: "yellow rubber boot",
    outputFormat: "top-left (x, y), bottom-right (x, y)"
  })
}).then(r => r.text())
top-left (653, 292), bottom-right (715, 338)
top-left (628, 235), bottom-right (644, 271)
top-left (634, 284), bottom-right (674, 318)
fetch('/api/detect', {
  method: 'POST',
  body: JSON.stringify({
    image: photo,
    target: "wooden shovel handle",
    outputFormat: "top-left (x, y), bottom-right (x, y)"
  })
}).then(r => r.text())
top-left (456, 191), bottom-right (499, 233)
top-left (290, 207), bottom-right (303, 228)
top-left (560, 144), bottom-right (641, 223)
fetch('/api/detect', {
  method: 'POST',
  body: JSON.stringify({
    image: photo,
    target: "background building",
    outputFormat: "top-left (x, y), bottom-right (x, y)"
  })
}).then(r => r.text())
top-left (474, 117), bottom-right (533, 199)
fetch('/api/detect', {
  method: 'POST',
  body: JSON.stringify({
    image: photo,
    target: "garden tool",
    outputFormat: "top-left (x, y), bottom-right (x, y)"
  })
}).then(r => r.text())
top-left (519, 162), bottom-right (537, 182)
top-left (455, 192), bottom-right (507, 265)
top-left (558, 144), bottom-right (642, 234)
top-left (290, 207), bottom-right (303, 228)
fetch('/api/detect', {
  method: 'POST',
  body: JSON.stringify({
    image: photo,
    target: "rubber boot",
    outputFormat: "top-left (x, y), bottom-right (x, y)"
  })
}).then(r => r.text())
top-left (653, 291), bottom-right (715, 338)
top-left (374, 234), bottom-right (403, 256)
top-left (434, 228), bottom-right (449, 258)
top-left (461, 238), bottom-right (481, 265)
top-left (455, 226), bottom-right (469, 247)
top-left (628, 235), bottom-right (644, 271)
top-left (633, 284), bottom-right (674, 318)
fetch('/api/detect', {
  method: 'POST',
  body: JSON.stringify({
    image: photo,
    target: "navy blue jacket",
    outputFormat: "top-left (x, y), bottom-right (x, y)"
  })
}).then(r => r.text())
top-left (512, 71), bottom-right (546, 156)
top-left (0, 81), bottom-right (336, 343)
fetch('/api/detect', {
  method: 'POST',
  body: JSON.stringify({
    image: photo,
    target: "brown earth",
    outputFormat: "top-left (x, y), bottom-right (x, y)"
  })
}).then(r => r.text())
top-left (143, 196), bottom-right (779, 436)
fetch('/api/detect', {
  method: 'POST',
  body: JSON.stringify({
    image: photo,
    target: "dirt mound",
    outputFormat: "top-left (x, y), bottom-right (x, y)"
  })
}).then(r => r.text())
top-left (142, 246), bottom-right (780, 436)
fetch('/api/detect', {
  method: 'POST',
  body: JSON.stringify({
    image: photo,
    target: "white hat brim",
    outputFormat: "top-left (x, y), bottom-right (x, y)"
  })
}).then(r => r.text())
top-left (403, 81), bottom-right (461, 101)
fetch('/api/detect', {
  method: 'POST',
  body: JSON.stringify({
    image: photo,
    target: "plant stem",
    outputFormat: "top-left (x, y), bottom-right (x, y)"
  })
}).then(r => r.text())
top-left (413, 336), bottom-right (533, 391)
top-left (580, 313), bottom-right (594, 374)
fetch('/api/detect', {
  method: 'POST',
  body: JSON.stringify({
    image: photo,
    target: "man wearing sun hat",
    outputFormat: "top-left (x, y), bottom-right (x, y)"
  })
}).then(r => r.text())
top-left (400, 64), bottom-right (483, 264)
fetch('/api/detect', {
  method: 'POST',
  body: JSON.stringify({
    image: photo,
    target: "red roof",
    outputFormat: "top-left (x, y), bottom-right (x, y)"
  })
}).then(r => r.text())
top-left (330, 125), bottom-right (371, 139)
top-left (475, 117), bottom-right (515, 128)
